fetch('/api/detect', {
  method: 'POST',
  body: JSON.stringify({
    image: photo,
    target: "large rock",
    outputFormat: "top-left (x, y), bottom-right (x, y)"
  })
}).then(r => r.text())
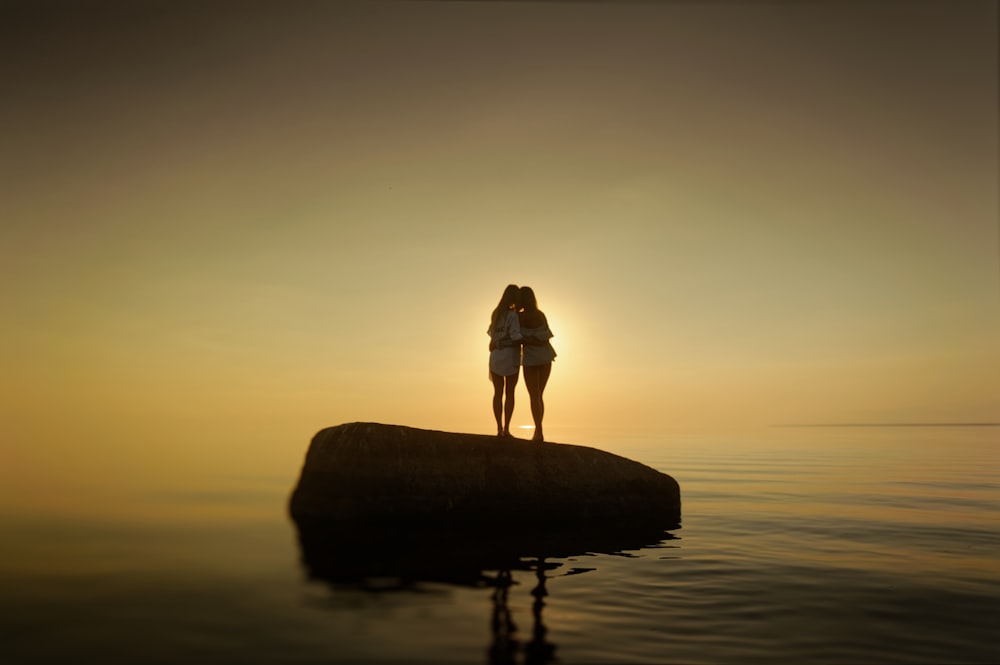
top-left (288, 422), bottom-right (681, 528)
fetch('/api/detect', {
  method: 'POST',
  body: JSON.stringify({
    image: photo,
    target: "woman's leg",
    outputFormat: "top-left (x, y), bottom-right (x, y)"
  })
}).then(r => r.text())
top-left (537, 362), bottom-right (552, 395)
top-left (490, 372), bottom-right (505, 435)
top-left (502, 371), bottom-right (519, 436)
top-left (524, 363), bottom-right (551, 441)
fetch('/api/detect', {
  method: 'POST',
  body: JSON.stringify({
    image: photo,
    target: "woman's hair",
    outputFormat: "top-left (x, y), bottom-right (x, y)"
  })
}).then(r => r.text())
top-left (491, 284), bottom-right (521, 329)
top-left (519, 286), bottom-right (538, 313)
top-left (518, 286), bottom-right (546, 328)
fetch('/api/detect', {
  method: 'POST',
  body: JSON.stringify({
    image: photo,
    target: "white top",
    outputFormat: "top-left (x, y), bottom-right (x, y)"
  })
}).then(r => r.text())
top-left (488, 310), bottom-right (523, 376)
top-left (520, 323), bottom-right (556, 366)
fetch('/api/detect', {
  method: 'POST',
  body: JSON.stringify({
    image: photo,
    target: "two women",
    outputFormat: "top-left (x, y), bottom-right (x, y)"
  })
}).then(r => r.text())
top-left (487, 284), bottom-right (556, 441)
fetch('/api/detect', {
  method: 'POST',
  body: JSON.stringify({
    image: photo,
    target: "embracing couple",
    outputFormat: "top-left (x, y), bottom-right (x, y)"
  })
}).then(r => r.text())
top-left (488, 284), bottom-right (557, 442)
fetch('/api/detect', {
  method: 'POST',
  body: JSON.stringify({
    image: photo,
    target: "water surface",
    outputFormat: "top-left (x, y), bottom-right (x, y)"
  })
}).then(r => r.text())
top-left (3, 425), bottom-right (998, 663)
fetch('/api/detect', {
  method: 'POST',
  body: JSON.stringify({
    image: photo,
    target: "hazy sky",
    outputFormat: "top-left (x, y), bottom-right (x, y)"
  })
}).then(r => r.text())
top-left (1, 1), bottom-right (998, 510)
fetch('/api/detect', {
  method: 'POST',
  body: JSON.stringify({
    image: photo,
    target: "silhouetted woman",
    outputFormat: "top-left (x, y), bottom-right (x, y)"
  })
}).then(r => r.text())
top-left (489, 284), bottom-right (523, 437)
top-left (518, 286), bottom-right (556, 442)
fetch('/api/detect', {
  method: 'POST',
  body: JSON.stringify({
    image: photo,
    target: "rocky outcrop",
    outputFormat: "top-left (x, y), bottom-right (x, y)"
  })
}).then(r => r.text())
top-left (288, 422), bottom-right (681, 528)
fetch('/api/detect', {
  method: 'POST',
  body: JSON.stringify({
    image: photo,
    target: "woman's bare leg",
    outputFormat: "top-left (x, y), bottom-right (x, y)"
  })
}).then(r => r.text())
top-left (524, 363), bottom-right (551, 442)
top-left (503, 372), bottom-right (519, 436)
top-left (490, 372), bottom-right (505, 436)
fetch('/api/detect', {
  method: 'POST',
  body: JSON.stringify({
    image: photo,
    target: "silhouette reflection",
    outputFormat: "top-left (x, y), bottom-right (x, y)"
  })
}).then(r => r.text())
top-left (293, 519), bottom-right (679, 663)
top-left (525, 559), bottom-right (557, 665)
top-left (488, 568), bottom-right (518, 665)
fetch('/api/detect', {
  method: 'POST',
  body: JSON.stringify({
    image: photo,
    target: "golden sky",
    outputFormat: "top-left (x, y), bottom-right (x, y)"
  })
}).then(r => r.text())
top-left (1, 1), bottom-right (998, 512)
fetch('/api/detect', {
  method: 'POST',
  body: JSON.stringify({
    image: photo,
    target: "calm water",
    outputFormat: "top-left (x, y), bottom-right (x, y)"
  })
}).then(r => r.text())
top-left (3, 426), bottom-right (999, 664)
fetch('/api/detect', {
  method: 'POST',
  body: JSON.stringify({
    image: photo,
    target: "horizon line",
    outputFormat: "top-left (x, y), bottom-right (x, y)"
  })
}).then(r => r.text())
top-left (771, 422), bottom-right (1000, 428)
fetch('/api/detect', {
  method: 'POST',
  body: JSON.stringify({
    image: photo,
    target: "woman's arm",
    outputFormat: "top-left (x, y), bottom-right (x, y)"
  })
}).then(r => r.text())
top-left (507, 310), bottom-right (523, 343)
top-left (522, 313), bottom-right (552, 344)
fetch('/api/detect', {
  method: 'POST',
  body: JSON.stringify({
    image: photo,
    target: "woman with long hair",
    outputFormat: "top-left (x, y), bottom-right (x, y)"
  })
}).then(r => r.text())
top-left (488, 284), bottom-right (523, 437)
top-left (518, 286), bottom-right (556, 442)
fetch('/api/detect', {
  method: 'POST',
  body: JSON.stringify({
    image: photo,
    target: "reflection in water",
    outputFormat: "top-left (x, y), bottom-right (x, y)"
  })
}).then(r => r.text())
top-left (294, 519), bottom-right (678, 663)
top-left (488, 569), bottom-right (518, 665)
top-left (525, 559), bottom-right (557, 665)
top-left (486, 559), bottom-right (560, 665)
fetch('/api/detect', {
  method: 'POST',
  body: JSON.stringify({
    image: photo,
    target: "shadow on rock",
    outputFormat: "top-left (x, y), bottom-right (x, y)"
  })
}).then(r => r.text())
top-left (292, 517), bottom-right (681, 590)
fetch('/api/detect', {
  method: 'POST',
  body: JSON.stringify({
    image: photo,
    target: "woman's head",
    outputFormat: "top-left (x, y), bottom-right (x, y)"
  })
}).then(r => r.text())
top-left (520, 286), bottom-right (537, 312)
top-left (500, 284), bottom-right (521, 310)
top-left (492, 284), bottom-right (521, 326)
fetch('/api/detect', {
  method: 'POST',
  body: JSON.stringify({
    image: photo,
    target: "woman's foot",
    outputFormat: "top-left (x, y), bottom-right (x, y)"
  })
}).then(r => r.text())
top-left (531, 431), bottom-right (543, 442)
